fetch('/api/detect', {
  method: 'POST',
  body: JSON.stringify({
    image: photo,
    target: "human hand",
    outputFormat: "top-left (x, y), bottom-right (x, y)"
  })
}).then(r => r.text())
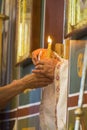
top-left (32, 48), bottom-right (61, 65)
top-left (21, 73), bottom-right (53, 89)
top-left (32, 48), bottom-right (47, 65)
top-left (32, 58), bottom-right (58, 80)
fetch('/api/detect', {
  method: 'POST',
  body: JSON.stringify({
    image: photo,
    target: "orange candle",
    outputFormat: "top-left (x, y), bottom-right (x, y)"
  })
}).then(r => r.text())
top-left (47, 36), bottom-right (52, 58)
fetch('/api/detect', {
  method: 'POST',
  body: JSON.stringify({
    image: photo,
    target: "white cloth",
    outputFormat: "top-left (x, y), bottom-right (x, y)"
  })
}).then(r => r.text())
top-left (40, 82), bottom-right (56, 130)
top-left (55, 60), bottom-right (68, 130)
top-left (39, 58), bottom-right (68, 130)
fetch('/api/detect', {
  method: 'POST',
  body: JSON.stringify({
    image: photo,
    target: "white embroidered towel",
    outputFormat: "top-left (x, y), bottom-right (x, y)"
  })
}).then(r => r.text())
top-left (56, 60), bottom-right (68, 130)
top-left (40, 82), bottom-right (56, 130)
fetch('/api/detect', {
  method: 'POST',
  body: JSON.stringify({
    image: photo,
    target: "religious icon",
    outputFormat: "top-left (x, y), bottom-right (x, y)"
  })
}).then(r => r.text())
top-left (16, 0), bottom-right (41, 65)
top-left (64, 0), bottom-right (87, 38)
top-left (67, 40), bottom-right (87, 130)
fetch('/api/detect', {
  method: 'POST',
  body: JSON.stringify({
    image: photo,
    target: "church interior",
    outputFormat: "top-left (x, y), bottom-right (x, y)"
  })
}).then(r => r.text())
top-left (0, 0), bottom-right (87, 130)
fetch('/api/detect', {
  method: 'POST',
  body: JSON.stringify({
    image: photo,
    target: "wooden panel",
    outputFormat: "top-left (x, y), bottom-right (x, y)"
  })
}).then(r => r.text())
top-left (31, 0), bottom-right (41, 52)
top-left (44, 0), bottom-right (64, 49)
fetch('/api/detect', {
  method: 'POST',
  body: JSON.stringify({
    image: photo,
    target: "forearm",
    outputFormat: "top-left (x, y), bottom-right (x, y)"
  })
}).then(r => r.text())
top-left (0, 73), bottom-right (52, 109)
top-left (0, 79), bottom-right (24, 109)
top-left (0, 74), bottom-right (35, 106)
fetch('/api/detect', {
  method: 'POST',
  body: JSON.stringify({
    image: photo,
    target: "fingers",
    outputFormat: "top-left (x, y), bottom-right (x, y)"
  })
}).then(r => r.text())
top-left (32, 62), bottom-right (45, 73)
top-left (35, 59), bottom-right (49, 66)
top-left (32, 56), bottom-right (38, 65)
top-left (35, 58), bottom-right (57, 68)
top-left (35, 79), bottom-right (53, 88)
top-left (24, 73), bottom-right (53, 89)
top-left (32, 69), bottom-right (44, 74)
top-left (32, 58), bottom-right (57, 80)
top-left (35, 64), bottom-right (44, 69)
top-left (32, 64), bottom-right (44, 75)
top-left (53, 51), bottom-right (62, 61)
top-left (32, 51), bottom-right (39, 65)
top-left (38, 50), bottom-right (42, 60)
top-left (34, 73), bottom-right (53, 84)
top-left (32, 50), bottom-right (40, 65)
top-left (32, 49), bottom-right (44, 65)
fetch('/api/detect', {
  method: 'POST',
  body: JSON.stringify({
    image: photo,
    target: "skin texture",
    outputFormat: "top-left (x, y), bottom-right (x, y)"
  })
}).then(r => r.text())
top-left (32, 58), bottom-right (58, 80)
top-left (0, 49), bottom-right (59, 110)
top-left (0, 73), bottom-right (52, 109)
top-left (32, 49), bottom-right (60, 80)
top-left (32, 48), bottom-right (47, 65)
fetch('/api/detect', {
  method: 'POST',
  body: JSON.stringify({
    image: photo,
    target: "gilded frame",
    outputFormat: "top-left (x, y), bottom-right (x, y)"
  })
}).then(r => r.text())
top-left (64, 0), bottom-right (87, 38)
top-left (15, 0), bottom-right (33, 65)
top-left (16, 0), bottom-right (41, 65)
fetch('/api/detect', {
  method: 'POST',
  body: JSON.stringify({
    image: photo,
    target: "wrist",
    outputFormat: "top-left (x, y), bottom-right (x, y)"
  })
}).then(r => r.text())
top-left (20, 74), bottom-right (34, 90)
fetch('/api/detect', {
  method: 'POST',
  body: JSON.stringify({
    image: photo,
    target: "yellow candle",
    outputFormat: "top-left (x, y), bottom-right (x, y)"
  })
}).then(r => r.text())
top-left (47, 36), bottom-right (52, 58)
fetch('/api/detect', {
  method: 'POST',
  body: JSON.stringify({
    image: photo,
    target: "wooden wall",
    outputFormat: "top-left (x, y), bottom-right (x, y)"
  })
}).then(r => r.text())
top-left (44, 0), bottom-right (64, 48)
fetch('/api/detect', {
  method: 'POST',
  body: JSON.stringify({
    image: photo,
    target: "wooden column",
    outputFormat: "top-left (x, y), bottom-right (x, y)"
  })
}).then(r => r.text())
top-left (44, 0), bottom-right (64, 49)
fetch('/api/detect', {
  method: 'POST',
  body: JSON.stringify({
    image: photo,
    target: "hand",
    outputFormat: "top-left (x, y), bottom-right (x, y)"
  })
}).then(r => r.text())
top-left (32, 48), bottom-right (61, 65)
top-left (32, 48), bottom-right (47, 65)
top-left (32, 58), bottom-right (58, 80)
top-left (21, 73), bottom-right (53, 89)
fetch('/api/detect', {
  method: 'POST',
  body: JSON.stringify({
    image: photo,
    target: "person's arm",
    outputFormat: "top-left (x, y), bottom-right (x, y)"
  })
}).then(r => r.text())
top-left (0, 73), bottom-right (52, 109)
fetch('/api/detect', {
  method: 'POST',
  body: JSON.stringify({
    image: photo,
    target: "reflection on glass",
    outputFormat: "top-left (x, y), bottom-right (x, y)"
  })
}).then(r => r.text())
top-left (17, 0), bottom-right (33, 63)
top-left (67, 0), bottom-right (87, 35)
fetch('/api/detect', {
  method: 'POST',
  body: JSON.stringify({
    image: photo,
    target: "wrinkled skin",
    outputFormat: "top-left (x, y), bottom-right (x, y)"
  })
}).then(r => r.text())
top-left (0, 73), bottom-right (52, 110)
top-left (32, 49), bottom-right (60, 80)
top-left (22, 73), bottom-right (53, 88)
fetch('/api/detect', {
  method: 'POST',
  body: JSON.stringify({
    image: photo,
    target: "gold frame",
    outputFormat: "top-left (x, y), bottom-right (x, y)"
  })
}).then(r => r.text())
top-left (16, 0), bottom-right (41, 65)
top-left (65, 0), bottom-right (87, 38)
top-left (16, 0), bottom-right (33, 65)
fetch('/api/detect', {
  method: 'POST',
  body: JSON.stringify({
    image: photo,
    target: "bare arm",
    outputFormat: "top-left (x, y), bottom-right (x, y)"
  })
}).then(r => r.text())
top-left (0, 73), bottom-right (52, 109)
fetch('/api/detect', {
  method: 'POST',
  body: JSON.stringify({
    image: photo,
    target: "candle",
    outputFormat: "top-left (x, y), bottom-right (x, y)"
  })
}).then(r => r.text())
top-left (47, 36), bottom-right (52, 58)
